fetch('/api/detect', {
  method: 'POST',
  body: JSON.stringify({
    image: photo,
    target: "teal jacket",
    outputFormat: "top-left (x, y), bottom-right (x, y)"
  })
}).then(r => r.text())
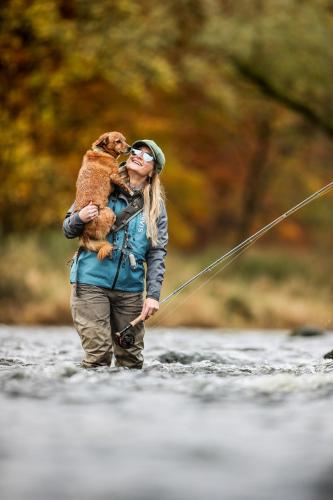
top-left (63, 189), bottom-right (168, 300)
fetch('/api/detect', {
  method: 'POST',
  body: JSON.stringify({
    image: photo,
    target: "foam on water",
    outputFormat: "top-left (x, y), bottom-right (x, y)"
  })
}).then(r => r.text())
top-left (0, 326), bottom-right (333, 500)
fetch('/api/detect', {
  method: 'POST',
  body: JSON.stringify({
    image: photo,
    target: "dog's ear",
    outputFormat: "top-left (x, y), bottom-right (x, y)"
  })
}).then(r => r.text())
top-left (95, 136), bottom-right (109, 149)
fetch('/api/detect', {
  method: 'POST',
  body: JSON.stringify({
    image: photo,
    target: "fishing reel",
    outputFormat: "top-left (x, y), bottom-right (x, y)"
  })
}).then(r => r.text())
top-left (115, 314), bottom-right (144, 349)
top-left (115, 321), bottom-right (138, 349)
top-left (116, 329), bottom-right (136, 349)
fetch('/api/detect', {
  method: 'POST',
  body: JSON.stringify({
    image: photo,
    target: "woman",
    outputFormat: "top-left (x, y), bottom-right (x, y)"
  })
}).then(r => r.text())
top-left (63, 139), bottom-right (168, 369)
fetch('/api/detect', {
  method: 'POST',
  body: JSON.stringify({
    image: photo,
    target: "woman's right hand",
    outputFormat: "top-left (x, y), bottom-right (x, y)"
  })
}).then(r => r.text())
top-left (78, 201), bottom-right (99, 223)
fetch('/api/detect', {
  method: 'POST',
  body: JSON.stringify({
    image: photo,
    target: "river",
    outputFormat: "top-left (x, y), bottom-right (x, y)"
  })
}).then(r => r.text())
top-left (0, 325), bottom-right (333, 500)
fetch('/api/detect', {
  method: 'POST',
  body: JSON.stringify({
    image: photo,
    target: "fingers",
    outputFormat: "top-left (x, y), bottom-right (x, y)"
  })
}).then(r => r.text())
top-left (79, 203), bottom-right (99, 222)
top-left (140, 304), bottom-right (149, 321)
top-left (87, 204), bottom-right (98, 220)
top-left (141, 299), bottom-right (159, 320)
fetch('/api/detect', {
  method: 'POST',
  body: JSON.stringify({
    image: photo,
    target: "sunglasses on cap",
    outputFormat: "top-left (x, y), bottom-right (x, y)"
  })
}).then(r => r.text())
top-left (130, 147), bottom-right (155, 163)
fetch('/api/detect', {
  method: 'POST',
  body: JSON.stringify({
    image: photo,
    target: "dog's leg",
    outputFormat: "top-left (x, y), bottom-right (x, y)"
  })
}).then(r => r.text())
top-left (110, 173), bottom-right (134, 196)
top-left (80, 207), bottom-right (117, 260)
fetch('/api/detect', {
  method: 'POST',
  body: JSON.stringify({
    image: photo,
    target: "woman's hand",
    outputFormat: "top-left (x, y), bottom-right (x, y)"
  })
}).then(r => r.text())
top-left (141, 298), bottom-right (159, 320)
top-left (78, 201), bottom-right (99, 223)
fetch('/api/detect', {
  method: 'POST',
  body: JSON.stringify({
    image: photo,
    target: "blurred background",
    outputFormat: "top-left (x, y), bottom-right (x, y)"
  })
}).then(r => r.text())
top-left (1, 0), bottom-right (333, 329)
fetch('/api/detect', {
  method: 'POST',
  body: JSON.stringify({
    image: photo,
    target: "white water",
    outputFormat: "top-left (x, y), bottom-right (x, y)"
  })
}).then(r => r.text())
top-left (1, 326), bottom-right (333, 500)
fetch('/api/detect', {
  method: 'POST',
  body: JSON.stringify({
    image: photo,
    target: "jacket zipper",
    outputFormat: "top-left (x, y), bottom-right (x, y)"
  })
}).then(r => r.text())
top-left (110, 249), bottom-right (124, 290)
top-left (110, 228), bottom-right (128, 290)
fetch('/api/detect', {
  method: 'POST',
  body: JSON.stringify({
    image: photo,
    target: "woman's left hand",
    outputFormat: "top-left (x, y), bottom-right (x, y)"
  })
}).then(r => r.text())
top-left (141, 298), bottom-right (159, 320)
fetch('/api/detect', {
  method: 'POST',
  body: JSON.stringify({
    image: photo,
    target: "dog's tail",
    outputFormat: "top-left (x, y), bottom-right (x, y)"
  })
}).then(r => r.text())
top-left (80, 236), bottom-right (113, 260)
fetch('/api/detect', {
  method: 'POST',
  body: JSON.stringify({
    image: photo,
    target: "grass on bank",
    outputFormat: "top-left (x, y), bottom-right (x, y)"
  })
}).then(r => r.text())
top-left (0, 232), bottom-right (333, 329)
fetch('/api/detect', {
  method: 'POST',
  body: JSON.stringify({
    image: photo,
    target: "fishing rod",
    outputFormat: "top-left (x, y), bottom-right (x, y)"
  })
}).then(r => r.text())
top-left (115, 179), bottom-right (333, 348)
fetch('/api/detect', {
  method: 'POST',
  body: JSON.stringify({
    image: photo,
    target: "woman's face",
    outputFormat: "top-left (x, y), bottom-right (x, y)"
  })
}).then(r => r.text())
top-left (126, 145), bottom-right (155, 180)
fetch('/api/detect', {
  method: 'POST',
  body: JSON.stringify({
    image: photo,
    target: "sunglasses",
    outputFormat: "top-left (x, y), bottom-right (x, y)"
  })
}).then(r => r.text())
top-left (130, 147), bottom-right (154, 163)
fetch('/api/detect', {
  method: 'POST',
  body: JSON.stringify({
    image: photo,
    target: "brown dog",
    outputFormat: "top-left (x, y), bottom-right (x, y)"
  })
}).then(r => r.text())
top-left (75, 131), bottom-right (132, 260)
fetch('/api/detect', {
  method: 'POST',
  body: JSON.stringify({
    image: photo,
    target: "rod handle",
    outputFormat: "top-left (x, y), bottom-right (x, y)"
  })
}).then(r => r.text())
top-left (115, 314), bottom-right (144, 338)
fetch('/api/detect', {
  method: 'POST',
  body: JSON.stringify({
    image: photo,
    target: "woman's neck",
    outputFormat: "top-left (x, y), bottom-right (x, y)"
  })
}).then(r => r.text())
top-left (128, 174), bottom-right (147, 191)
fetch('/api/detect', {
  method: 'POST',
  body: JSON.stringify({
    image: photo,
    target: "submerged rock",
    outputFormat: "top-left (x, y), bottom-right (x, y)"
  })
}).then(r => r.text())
top-left (158, 350), bottom-right (223, 365)
top-left (323, 350), bottom-right (333, 360)
top-left (289, 326), bottom-right (325, 337)
top-left (158, 351), bottom-right (204, 364)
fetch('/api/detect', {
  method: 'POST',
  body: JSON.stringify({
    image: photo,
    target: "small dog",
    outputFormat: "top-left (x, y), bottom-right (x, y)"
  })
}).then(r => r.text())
top-left (75, 131), bottom-right (132, 260)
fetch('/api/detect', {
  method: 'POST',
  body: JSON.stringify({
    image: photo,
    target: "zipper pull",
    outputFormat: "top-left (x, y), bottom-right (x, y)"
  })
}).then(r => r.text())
top-left (128, 253), bottom-right (137, 270)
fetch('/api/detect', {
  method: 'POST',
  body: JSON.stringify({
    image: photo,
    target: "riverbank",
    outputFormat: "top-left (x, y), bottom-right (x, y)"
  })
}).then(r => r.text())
top-left (0, 232), bottom-right (332, 329)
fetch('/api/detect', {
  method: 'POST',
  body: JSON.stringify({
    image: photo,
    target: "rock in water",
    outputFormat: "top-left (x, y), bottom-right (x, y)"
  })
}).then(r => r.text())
top-left (158, 350), bottom-right (223, 364)
top-left (289, 326), bottom-right (325, 337)
top-left (323, 350), bottom-right (333, 360)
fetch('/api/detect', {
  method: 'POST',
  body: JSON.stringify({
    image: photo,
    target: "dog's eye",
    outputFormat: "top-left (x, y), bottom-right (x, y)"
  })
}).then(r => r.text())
top-left (115, 139), bottom-right (122, 144)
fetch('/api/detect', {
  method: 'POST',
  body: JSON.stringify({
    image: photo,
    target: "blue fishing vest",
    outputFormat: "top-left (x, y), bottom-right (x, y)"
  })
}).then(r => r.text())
top-left (70, 194), bottom-right (150, 292)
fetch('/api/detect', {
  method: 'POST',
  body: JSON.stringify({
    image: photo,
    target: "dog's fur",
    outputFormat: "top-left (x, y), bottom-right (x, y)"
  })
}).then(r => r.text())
top-left (75, 131), bottom-right (132, 260)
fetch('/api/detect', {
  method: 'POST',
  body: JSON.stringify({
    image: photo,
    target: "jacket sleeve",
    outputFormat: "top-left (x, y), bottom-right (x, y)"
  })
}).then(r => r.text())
top-left (145, 201), bottom-right (168, 301)
top-left (62, 202), bottom-right (85, 239)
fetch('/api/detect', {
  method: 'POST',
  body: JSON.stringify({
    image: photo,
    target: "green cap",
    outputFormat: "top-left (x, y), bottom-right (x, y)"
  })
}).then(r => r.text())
top-left (132, 139), bottom-right (165, 173)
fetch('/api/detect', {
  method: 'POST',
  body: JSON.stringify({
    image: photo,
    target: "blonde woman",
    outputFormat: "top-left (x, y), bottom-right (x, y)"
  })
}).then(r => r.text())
top-left (63, 140), bottom-right (168, 369)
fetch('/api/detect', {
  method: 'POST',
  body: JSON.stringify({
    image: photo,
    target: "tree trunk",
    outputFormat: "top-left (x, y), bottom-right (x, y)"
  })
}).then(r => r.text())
top-left (237, 117), bottom-right (272, 242)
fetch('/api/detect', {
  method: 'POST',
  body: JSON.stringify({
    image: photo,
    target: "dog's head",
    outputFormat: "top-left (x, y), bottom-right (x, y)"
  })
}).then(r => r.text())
top-left (92, 131), bottom-right (130, 157)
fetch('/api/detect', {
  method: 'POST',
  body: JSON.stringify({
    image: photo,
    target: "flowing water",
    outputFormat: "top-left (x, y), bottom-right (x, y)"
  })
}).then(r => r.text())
top-left (1, 325), bottom-right (333, 500)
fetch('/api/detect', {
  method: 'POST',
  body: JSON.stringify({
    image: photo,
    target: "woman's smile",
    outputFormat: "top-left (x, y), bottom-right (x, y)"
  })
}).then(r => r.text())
top-left (130, 156), bottom-right (143, 167)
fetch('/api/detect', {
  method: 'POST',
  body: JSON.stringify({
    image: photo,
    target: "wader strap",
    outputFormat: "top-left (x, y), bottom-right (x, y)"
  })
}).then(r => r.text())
top-left (112, 194), bottom-right (144, 233)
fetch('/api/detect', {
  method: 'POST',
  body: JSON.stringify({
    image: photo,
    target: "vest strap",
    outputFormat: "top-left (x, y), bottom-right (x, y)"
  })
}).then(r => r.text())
top-left (112, 194), bottom-right (144, 233)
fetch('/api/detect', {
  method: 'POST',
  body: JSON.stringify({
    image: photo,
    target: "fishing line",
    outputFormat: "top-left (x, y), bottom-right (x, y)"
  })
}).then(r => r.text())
top-left (150, 243), bottom-right (254, 327)
top-left (151, 239), bottom-right (260, 326)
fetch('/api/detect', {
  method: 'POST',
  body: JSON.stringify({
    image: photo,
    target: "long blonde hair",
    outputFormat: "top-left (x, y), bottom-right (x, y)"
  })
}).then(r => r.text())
top-left (143, 173), bottom-right (165, 247)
